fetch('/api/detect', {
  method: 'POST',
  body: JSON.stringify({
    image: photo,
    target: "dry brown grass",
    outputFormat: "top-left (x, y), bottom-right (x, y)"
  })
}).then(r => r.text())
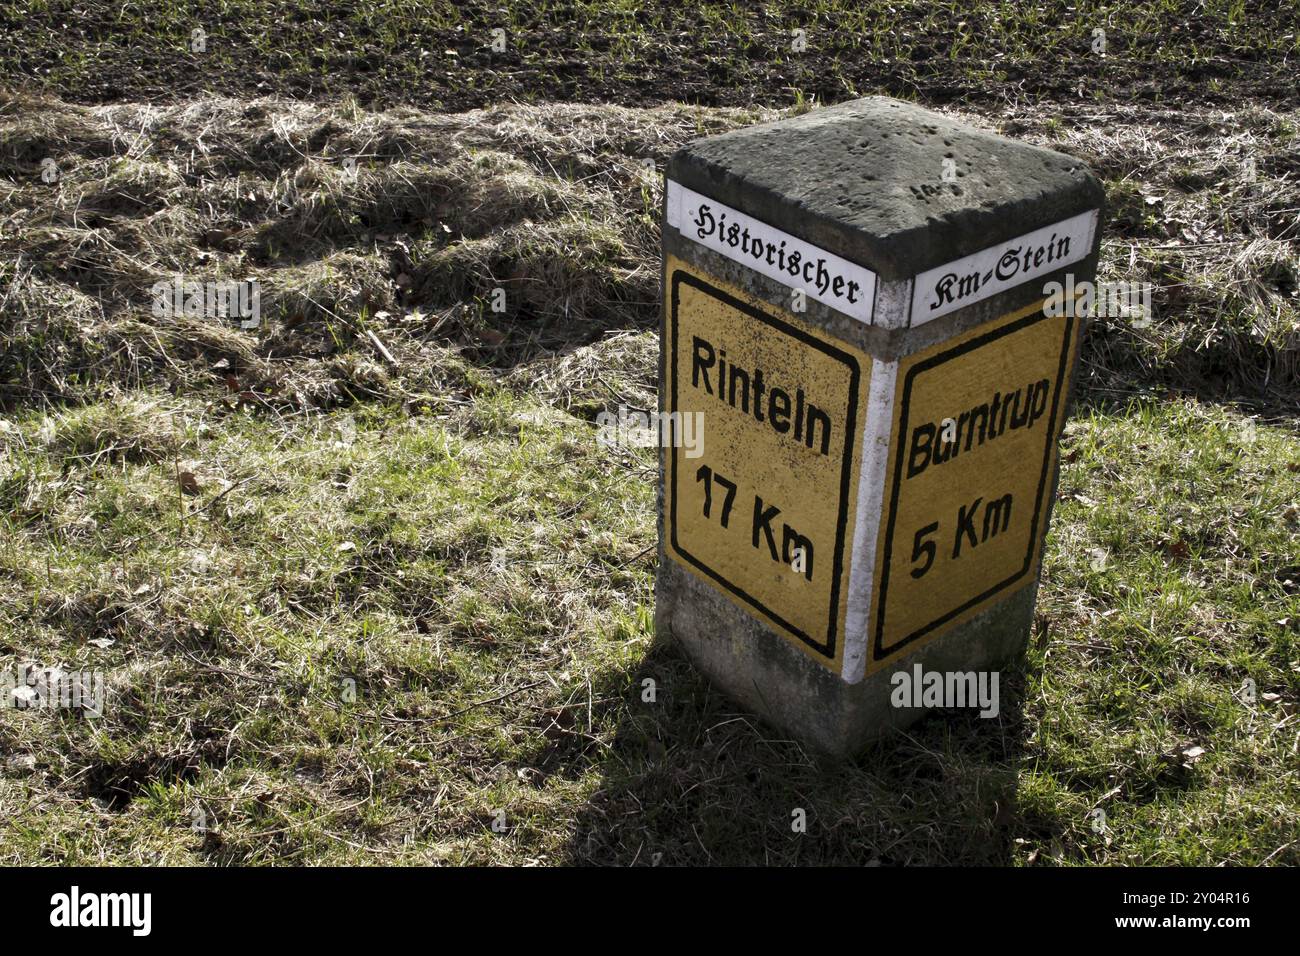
top-left (3, 91), bottom-right (1297, 423)
top-left (983, 101), bottom-right (1300, 406)
top-left (0, 90), bottom-right (767, 411)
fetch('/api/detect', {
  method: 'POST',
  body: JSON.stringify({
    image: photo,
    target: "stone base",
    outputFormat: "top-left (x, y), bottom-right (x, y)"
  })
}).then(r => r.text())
top-left (655, 556), bottom-right (1035, 757)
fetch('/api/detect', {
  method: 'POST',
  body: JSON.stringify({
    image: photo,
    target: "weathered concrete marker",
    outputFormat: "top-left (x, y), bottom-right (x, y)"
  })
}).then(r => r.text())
top-left (655, 97), bottom-right (1103, 755)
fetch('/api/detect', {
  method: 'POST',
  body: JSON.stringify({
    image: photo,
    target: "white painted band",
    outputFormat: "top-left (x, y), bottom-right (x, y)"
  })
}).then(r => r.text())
top-left (909, 209), bottom-right (1099, 324)
top-left (841, 357), bottom-right (897, 683)
top-left (666, 179), bottom-right (878, 324)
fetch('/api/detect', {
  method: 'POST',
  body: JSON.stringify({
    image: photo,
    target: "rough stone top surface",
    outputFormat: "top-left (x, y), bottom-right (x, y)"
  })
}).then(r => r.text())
top-left (667, 97), bottom-right (1103, 281)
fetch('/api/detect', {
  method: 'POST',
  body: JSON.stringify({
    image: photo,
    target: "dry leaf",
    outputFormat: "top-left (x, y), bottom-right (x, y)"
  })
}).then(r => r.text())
top-left (1167, 742), bottom-right (1208, 768)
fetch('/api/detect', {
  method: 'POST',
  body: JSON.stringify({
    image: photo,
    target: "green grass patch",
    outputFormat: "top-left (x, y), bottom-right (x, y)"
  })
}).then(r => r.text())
top-left (1, 385), bottom-right (1295, 864)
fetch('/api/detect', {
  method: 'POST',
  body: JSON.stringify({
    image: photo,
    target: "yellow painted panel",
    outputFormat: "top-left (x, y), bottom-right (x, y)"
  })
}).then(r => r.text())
top-left (868, 298), bottom-right (1080, 674)
top-left (663, 256), bottom-right (869, 670)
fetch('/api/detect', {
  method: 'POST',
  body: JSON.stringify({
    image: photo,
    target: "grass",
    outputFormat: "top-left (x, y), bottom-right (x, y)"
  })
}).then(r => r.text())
top-left (0, 1), bottom-right (1296, 111)
top-left (0, 378), bottom-right (1296, 864)
top-left (0, 90), bottom-right (1297, 865)
top-left (2, 92), bottom-right (1297, 414)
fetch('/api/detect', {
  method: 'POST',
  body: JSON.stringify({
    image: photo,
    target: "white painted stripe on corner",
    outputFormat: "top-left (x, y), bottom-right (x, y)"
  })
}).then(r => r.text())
top-left (872, 276), bottom-right (914, 330)
top-left (909, 208), bottom-right (1099, 325)
top-left (665, 177), bottom-right (682, 230)
top-left (841, 357), bottom-right (897, 684)
top-left (665, 179), bottom-right (877, 324)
